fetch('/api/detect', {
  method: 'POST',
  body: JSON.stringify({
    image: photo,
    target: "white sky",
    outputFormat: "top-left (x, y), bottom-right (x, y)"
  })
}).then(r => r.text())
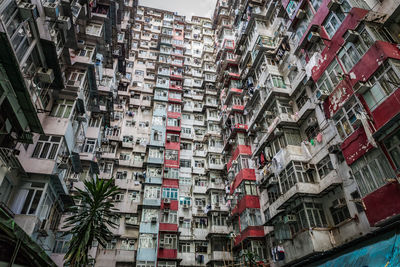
top-left (138, 0), bottom-right (218, 19)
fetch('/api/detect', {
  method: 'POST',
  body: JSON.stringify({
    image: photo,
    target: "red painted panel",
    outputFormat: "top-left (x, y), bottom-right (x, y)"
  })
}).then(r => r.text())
top-left (230, 169), bottom-right (256, 193)
top-left (157, 248), bottom-right (177, 259)
top-left (164, 159), bottom-right (179, 168)
top-left (231, 195), bottom-right (260, 216)
top-left (323, 41), bottom-right (400, 118)
top-left (363, 181), bottom-right (400, 226)
top-left (162, 179), bottom-right (179, 188)
top-left (341, 126), bottom-right (374, 165)
top-left (232, 105), bottom-right (244, 111)
top-left (227, 145), bottom-right (252, 171)
top-left (234, 226), bottom-right (264, 247)
top-left (159, 223), bottom-right (178, 232)
top-left (311, 8), bottom-right (368, 82)
top-left (167, 112), bottom-right (181, 119)
top-left (161, 200), bottom-right (178, 210)
top-left (371, 88), bottom-right (400, 130)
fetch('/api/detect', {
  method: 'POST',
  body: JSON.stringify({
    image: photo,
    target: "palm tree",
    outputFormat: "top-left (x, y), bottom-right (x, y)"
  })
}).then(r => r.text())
top-left (63, 175), bottom-right (120, 266)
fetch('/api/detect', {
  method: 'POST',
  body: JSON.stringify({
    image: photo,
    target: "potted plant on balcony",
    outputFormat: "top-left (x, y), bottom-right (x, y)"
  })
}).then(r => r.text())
top-left (63, 175), bottom-right (120, 266)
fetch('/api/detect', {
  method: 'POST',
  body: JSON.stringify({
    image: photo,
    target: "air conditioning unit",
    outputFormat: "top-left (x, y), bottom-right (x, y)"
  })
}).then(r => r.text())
top-left (37, 219), bottom-right (48, 236)
top-left (327, 0), bottom-right (341, 11)
top-left (179, 217), bottom-right (184, 222)
top-left (164, 198), bottom-right (171, 204)
top-left (214, 202), bottom-right (220, 208)
top-left (328, 144), bottom-right (341, 153)
top-left (57, 16), bottom-right (71, 30)
top-left (136, 139), bottom-right (140, 144)
top-left (333, 198), bottom-right (346, 209)
top-left (264, 111), bottom-right (274, 118)
top-left (167, 136), bottom-right (171, 142)
top-left (183, 204), bottom-right (189, 209)
top-left (307, 117), bottom-right (318, 127)
top-left (307, 31), bottom-right (321, 43)
top-left (283, 214), bottom-right (297, 224)
top-left (274, 128), bottom-right (283, 136)
top-left (18, 3), bottom-right (39, 20)
top-left (37, 68), bottom-right (55, 84)
top-left (232, 160), bottom-right (238, 165)
top-left (316, 89), bottom-right (329, 101)
top-left (197, 206), bottom-right (203, 211)
top-left (43, 2), bottom-right (60, 18)
top-left (159, 239), bottom-right (165, 248)
top-left (296, 9), bottom-right (306, 19)
top-left (343, 29), bottom-right (359, 43)
top-left (353, 81), bottom-right (372, 94)
top-left (151, 217), bottom-right (157, 223)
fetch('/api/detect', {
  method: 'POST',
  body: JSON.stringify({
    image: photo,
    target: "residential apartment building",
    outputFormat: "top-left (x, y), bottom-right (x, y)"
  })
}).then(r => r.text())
top-left (214, 0), bottom-right (400, 266)
top-left (1, 0), bottom-right (400, 266)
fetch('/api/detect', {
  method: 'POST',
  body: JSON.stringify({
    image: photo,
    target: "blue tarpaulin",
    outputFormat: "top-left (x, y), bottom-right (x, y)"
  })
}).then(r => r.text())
top-left (311, 230), bottom-right (400, 267)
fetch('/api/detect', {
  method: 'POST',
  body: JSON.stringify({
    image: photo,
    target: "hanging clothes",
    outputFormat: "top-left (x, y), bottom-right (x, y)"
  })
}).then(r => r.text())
top-left (260, 152), bottom-right (265, 166)
top-left (316, 132), bottom-right (323, 143)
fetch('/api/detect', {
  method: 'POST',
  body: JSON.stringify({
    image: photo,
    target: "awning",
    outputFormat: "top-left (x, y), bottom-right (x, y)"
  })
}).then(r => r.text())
top-left (313, 229), bottom-right (400, 267)
top-left (0, 207), bottom-right (57, 266)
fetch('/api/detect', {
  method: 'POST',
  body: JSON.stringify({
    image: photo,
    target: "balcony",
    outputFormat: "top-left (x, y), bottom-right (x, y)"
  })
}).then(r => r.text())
top-left (280, 229), bottom-right (334, 264)
top-left (363, 181), bottom-right (400, 227)
top-left (208, 251), bottom-right (233, 262)
top-left (268, 170), bottom-right (342, 220)
top-left (234, 226), bottom-right (264, 247)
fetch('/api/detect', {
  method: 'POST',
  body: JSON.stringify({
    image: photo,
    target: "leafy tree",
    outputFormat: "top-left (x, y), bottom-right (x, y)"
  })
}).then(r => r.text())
top-left (63, 176), bottom-right (120, 266)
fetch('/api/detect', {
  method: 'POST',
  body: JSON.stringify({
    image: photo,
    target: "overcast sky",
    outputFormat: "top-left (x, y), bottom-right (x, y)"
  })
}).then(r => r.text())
top-left (138, 0), bottom-right (218, 19)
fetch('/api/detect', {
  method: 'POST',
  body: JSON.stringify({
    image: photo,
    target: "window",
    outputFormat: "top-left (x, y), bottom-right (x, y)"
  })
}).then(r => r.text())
top-left (158, 262), bottom-right (176, 267)
top-left (137, 261), bottom-right (155, 267)
top-left (194, 218), bottom-right (208, 228)
top-left (384, 129), bottom-right (400, 170)
top-left (149, 148), bottom-right (163, 159)
top-left (317, 155), bottom-right (334, 178)
top-left (316, 59), bottom-right (343, 93)
top-left (179, 176), bottom-right (192, 185)
top-left (78, 46), bottom-right (95, 58)
top-left (162, 188), bottom-right (178, 200)
top-left (330, 199), bottom-right (351, 225)
top-left (128, 190), bottom-right (139, 201)
top-left (50, 99), bottom-right (74, 118)
top-left (270, 75), bottom-right (286, 88)
top-left (165, 150), bottom-right (178, 160)
top-left (323, 1), bottom-right (351, 38)
top-left (167, 118), bottom-right (180, 127)
top-left (180, 143), bottom-right (192, 150)
top-left (211, 213), bottom-right (227, 226)
top-left (144, 186), bottom-right (161, 199)
top-left (86, 23), bottom-right (102, 36)
top-left (364, 60), bottom-right (400, 111)
top-left (99, 161), bottom-right (113, 173)
top-left (179, 242), bottom-right (191, 253)
top-left (351, 149), bottom-right (395, 196)
top-left (194, 160), bottom-right (205, 168)
top-left (53, 232), bottom-right (71, 253)
top-left (333, 97), bottom-right (361, 139)
top-left (338, 27), bottom-right (372, 72)
top-left (162, 234), bottom-right (177, 249)
top-left (161, 210), bottom-right (177, 224)
top-left (121, 239), bottom-right (135, 250)
top-left (32, 135), bottom-right (61, 160)
top-left (240, 209), bottom-right (262, 230)
top-left (83, 138), bottom-right (97, 153)
top-left (291, 202), bottom-right (327, 233)
top-left (89, 117), bottom-right (101, 127)
top-left (139, 234), bottom-right (156, 248)
top-left (12, 182), bottom-right (45, 215)
top-left (279, 162), bottom-right (314, 194)
top-left (167, 134), bottom-right (179, 143)
top-left (164, 168), bottom-right (179, 179)
top-left (179, 196), bottom-right (191, 206)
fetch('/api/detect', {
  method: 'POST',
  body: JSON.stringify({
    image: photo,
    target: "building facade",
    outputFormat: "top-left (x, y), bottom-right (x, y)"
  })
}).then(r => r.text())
top-left (0, 0), bottom-right (400, 266)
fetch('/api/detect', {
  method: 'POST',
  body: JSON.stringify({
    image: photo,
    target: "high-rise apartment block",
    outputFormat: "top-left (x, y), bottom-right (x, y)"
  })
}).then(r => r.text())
top-left (0, 0), bottom-right (400, 266)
